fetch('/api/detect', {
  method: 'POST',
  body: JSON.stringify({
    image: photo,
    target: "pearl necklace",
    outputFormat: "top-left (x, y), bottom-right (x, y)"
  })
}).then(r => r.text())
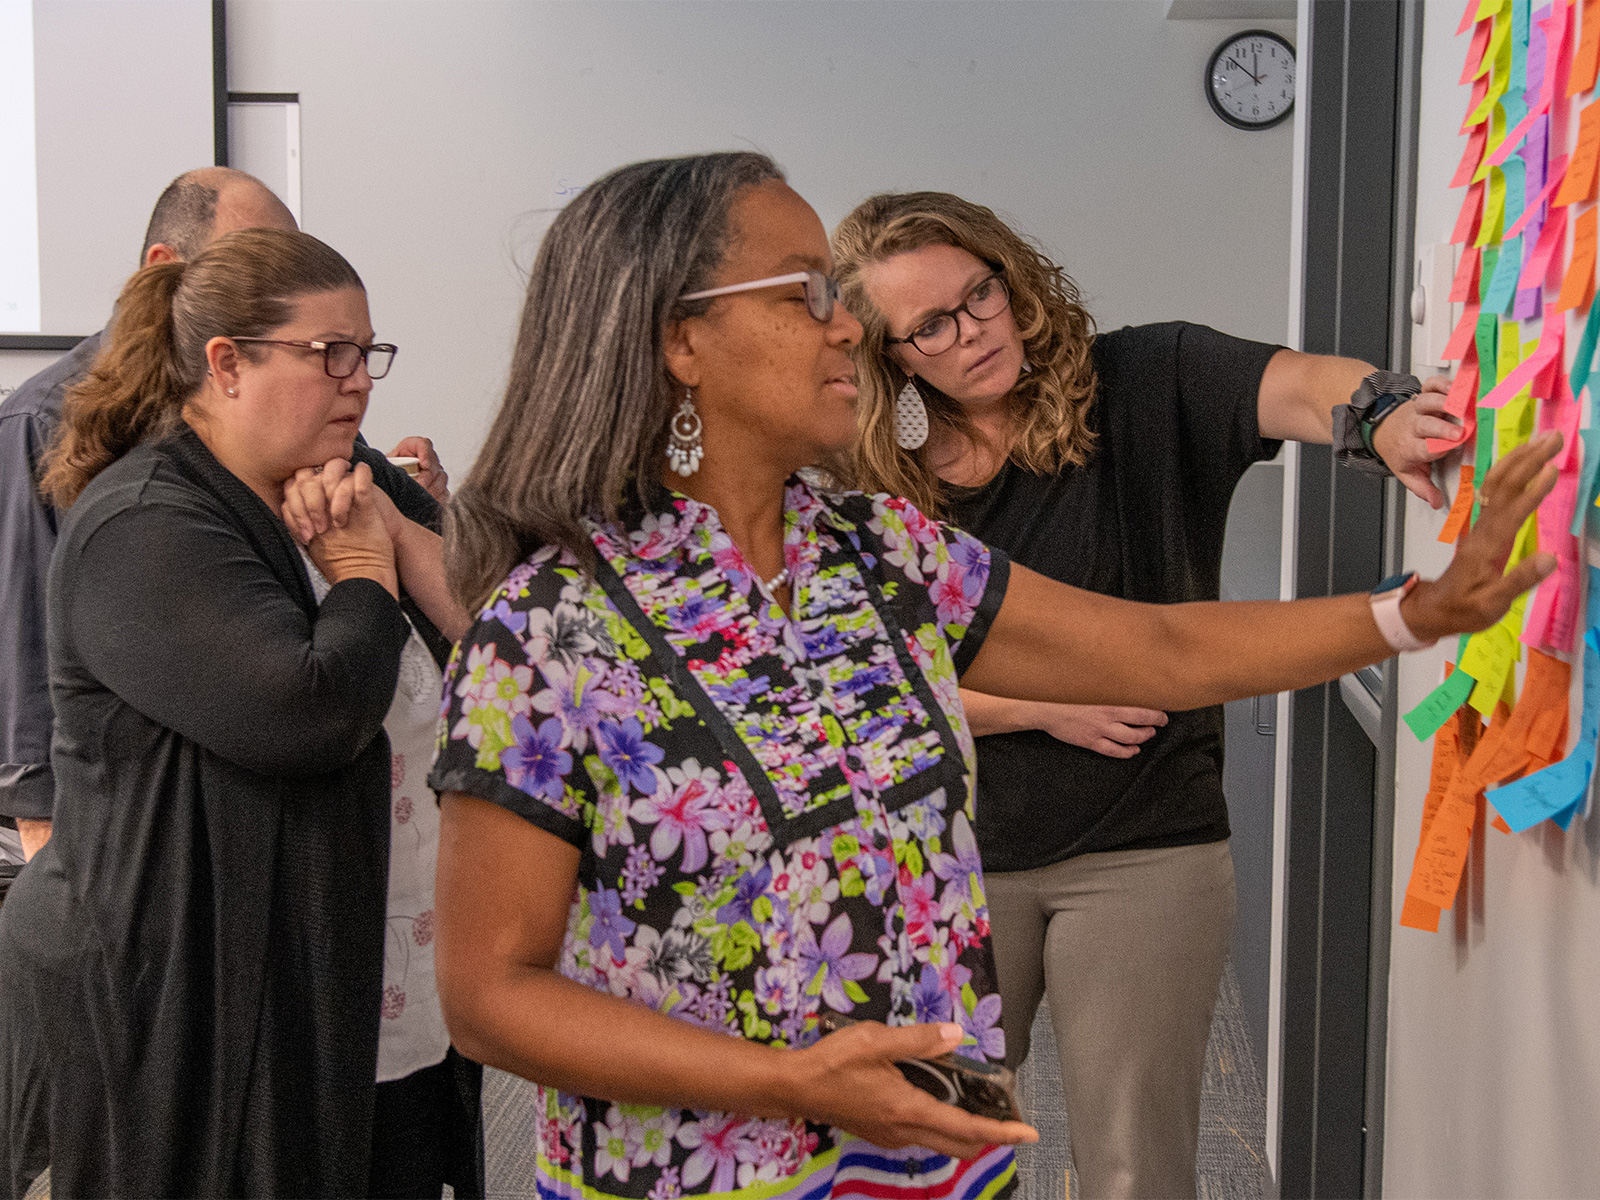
top-left (763, 567), bottom-right (790, 592)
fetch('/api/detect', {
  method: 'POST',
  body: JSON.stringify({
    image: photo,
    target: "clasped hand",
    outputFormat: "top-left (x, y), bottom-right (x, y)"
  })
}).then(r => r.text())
top-left (281, 458), bottom-right (399, 596)
top-left (790, 1020), bottom-right (1036, 1159)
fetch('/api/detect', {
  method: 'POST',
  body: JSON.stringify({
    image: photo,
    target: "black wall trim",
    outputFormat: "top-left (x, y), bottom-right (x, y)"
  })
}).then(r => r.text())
top-left (0, 335), bottom-right (86, 352)
top-left (1281, 2), bottom-right (1419, 1197)
top-left (212, 0), bottom-right (228, 165)
top-left (229, 91), bottom-right (299, 104)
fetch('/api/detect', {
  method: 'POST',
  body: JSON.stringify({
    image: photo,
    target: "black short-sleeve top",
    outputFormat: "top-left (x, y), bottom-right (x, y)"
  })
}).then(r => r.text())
top-left (430, 480), bottom-right (1017, 1200)
top-left (949, 321), bottom-right (1283, 873)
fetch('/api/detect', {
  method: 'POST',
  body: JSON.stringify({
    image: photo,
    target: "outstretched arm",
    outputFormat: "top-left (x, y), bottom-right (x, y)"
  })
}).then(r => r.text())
top-left (1257, 349), bottom-right (1462, 508)
top-left (961, 432), bottom-right (1560, 711)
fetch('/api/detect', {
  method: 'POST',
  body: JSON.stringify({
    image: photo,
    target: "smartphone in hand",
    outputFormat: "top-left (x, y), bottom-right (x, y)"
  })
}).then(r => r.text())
top-left (818, 1014), bottom-right (1022, 1123)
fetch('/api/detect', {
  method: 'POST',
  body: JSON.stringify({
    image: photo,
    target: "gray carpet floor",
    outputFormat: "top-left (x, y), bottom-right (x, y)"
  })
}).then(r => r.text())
top-left (481, 960), bottom-right (1267, 1200)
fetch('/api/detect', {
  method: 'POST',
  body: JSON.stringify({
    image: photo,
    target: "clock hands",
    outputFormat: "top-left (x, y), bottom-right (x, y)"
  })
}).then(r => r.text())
top-left (1225, 55), bottom-right (1263, 85)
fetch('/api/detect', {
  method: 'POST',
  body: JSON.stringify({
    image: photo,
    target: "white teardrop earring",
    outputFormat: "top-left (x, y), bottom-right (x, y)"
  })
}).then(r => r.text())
top-left (894, 375), bottom-right (929, 450)
top-left (667, 386), bottom-right (704, 478)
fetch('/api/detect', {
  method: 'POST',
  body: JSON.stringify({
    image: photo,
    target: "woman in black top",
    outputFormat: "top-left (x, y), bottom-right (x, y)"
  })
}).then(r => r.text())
top-left (832, 193), bottom-right (1462, 1198)
top-left (0, 229), bottom-right (477, 1198)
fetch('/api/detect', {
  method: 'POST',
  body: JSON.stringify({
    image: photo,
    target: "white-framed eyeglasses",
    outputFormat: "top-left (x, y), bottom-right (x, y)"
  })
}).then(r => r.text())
top-left (680, 270), bottom-right (842, 323)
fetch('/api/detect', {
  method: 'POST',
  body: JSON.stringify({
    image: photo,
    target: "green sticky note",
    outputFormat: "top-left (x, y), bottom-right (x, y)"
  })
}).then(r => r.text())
top-left (1471, 408), bottom-right (1497, 525)
top-left (1403, 667), bottom-right (1477, 741)
top-left (1475, 313), bottom-right (1500, 395)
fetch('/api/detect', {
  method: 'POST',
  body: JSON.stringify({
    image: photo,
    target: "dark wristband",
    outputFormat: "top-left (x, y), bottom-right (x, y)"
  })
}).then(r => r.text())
top-left (1333, 370), bottom-right (1421, 475)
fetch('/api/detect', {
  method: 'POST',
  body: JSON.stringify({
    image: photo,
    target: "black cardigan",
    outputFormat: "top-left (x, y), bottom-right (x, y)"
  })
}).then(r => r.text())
top-left (0, 429), bottom-right (448, 1197)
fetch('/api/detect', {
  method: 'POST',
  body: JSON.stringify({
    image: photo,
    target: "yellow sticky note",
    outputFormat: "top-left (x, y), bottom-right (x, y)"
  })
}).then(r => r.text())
top-left (1463, 625), bottom-right (1517, 716)
top-left (1476, 0), bottom-right (1508, 19)
top-left (1476, 168), bottom-right (1508, 248)
top-left (1476, 104), bottom-right (1512, 182)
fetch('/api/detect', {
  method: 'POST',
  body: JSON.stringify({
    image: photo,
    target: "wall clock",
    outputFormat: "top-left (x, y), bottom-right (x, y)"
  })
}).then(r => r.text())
top-left (1206, 30), bottom-right (1296, 131)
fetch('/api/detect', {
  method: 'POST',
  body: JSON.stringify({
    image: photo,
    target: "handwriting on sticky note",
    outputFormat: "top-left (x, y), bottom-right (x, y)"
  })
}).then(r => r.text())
top-left (1478, 325), bottom-right (1563, 406)
top-left (1570, 0), bottom-right (1600, 93)
top-left (1455, 125), bottom-right (1491, 186)
top-left (1404, 665), bottom-right (1478, 741)
top-left (1519, 202), bottom-right (1568, 291)
top-left (1556, 206), bottom-right (1598, 312)
top-left (1556, 102), bottom-right (1600, 205)
top-left (1474, 170), bottom-right (1508, 246)
top-left (1451, 246), bottom-right (1483, 303)
top-left (1452, 180), bottom-right (1486, 243)
top-left (1462, 625), bottom-right (1517, 716)
top-left (1438, 466), bottom-right (1478, 543)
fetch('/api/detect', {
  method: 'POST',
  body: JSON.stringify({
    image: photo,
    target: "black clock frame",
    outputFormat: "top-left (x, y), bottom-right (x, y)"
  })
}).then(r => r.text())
top-left (1205, 29), bottom-right (1296, 131)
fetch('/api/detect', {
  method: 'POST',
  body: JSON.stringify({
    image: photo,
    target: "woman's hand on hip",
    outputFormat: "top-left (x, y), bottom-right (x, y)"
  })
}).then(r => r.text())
top-left (1034, 704), bottom-right (1168, 758)
top-left (783, 1020), bottom-right (1036, 1160)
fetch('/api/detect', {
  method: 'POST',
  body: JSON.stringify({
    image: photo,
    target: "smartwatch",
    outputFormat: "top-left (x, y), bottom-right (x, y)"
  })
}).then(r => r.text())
top-left (1370, 571), bottom-right (1437, 654)
top-left (1332, 370), bottom-right (1422, 476)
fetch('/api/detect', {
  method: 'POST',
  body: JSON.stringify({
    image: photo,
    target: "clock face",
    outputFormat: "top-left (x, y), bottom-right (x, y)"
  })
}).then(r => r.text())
top-left (1207, 30), bottom-right (1295, 130)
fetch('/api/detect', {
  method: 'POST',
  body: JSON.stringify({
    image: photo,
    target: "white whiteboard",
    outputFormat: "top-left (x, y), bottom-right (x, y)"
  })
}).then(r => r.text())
top-left (1387, 1), bottom-right (1600, 1195)
top-left (20, 0), bottom-right (213, 337)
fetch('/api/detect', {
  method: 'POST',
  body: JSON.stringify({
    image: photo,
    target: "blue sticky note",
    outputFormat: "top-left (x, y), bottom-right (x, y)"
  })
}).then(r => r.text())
top-left (1571, 298), bottom-right (1600, 405)
top-left (1550, 789), bottom-right (1588, 830)
top-left (1571, 425), bottom-right (1600, 538)
top-left (1489, 747), bottom-right (1593, 830)
top-left (1483, 233), bottom-right (1525, 313)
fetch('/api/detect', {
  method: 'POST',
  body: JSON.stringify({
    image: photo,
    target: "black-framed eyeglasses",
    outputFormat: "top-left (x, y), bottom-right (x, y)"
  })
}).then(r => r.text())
top-left (230, 337), bottom-right (397, 380)
top-left (884, 272), bottom-right (1010, 357)
top-left (680, 269), bottom-right (843, 323)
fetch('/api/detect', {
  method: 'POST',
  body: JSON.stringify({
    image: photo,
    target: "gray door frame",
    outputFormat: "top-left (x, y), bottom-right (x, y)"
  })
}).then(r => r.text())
top-left (1279, 2), bottom-right (1423, 1196)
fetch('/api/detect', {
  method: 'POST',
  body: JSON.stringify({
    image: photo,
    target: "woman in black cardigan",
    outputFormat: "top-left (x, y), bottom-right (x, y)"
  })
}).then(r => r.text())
top-left (0, 229), bottom-right (477, 1198)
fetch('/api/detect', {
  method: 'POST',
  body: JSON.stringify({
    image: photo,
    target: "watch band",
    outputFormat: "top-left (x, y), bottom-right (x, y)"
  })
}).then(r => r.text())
top-left (1370, 571), bottom-right (1437, 654)
top-left (1334, 370), bottom-right (1422, 476)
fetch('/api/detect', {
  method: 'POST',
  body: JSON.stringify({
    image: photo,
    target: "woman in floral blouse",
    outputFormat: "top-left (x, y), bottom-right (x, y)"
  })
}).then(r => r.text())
top-left (429, 153), bottom-right (1556, 1200)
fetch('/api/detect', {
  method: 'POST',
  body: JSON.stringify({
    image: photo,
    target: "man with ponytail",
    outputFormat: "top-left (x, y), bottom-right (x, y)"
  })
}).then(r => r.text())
top-left (0, 168), bottom-right (446, 880)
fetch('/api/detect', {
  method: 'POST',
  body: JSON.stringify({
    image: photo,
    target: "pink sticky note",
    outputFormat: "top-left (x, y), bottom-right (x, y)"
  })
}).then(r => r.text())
top-left (1478, 330), bottom-right (1564, 407)
top-left (1443, 303), bottom-right (1482, 360)
top-left (1520, 202), bottom-right (1569, 289)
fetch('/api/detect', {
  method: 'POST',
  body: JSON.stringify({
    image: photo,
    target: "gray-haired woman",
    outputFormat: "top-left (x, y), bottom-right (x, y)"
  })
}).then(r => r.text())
top-left (428, 152), bottom-right (1554, 1200)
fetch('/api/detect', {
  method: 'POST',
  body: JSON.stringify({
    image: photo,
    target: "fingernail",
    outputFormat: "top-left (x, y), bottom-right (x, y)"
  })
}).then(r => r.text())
top-left (938, 1022), bottom-right (963, 1042)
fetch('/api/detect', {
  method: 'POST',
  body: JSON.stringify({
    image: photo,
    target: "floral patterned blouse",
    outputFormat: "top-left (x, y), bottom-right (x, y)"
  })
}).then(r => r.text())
top-left (430, 481), bottom-right (1014, 1200)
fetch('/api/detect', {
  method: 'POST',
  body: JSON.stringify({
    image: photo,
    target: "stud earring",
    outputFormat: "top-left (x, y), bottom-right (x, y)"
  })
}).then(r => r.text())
top-left (226, 387), bottom-right (237, 396)
top-left (667, 386), bottom-right (704, 477)
top-left (893, 374), bottom-right (929, 450)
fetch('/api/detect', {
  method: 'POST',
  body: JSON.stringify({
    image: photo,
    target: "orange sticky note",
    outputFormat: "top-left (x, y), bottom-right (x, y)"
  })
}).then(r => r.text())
top-left (1451, 181), bottom-right (1486, 243)
top-left (1409, 781), bottom-right (1480, 908)
top-left (1555, 101), bottom-right (1600, 205)
top-left (1570, 0), bottom-right (1600, 95)
top-left (1402, 683), bottom-right (1480, 927)
top-left (1491, 813), bottom-right (1514, 833)
top-left (1556, 206), bottom-right (1598, 312)
top-left (1439, 466), bottom-right (1478, 542)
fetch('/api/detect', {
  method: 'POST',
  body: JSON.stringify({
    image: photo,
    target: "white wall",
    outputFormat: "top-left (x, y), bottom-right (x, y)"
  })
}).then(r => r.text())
top-left (225, 0), bottom-right (1295, 474)
top-left (1386, 2), bottom-right (1600, 1196)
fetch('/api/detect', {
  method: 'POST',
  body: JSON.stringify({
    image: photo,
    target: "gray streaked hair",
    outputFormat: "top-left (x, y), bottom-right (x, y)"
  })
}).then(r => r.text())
top-left (445, 151), bottom-right (784, 611)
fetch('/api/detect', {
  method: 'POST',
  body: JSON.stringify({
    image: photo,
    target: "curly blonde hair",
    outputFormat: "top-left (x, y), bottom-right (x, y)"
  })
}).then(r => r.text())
top-left (831, 192), bottom-right (1098, 517)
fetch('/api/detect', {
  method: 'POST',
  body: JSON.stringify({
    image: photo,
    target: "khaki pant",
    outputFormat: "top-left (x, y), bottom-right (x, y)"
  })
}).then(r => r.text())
top-left (985, 840), bottom-right (1236, 1200)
